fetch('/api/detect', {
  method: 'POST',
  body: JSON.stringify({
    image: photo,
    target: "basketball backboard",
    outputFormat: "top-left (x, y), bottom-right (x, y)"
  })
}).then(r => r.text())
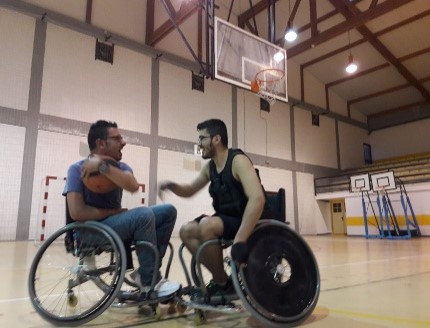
top-left (350, 173), bottom-right (371, 192)
top-left (214, 17), bottom-right (287, 102)
top-left (370, 171), bottom-right (397, 191)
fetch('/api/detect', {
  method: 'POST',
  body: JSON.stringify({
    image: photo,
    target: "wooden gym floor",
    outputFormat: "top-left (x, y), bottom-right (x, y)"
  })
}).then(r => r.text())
top-left (1, 235), bottom-right (429, 327)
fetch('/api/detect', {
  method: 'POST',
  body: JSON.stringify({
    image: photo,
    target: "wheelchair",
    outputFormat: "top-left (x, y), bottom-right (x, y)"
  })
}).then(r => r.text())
top-left (28, 202), bottom-right (177, 327)
top-left (176, 189), bottom-right (321, 327)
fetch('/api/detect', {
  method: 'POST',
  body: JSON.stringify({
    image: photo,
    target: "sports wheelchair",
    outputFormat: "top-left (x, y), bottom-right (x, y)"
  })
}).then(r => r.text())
top-left (176, 188), bottom-right (321, 327)
top-left (28, 202), bottom-right (177, 327)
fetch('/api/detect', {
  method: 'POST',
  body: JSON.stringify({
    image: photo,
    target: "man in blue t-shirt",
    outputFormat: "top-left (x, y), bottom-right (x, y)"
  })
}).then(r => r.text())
top-left (63, 120), bottom-right (180, 297)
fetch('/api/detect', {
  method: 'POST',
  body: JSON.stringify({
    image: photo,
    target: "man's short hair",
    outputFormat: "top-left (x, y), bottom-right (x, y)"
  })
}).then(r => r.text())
top-left (197, 119), bottom-right (228, 147)
top-left (88, 120), bottom-right (118, 151)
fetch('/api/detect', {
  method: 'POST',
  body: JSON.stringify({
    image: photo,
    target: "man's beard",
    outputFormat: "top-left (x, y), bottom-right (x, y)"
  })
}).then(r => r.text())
top-left (201, 144), bottom-right (215, 159)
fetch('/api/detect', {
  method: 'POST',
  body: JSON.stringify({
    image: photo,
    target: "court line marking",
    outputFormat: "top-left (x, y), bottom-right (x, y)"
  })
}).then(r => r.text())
top-left (329, 307), bottom-right (430, 326)
top-left (319, 254), bottom-right (430, 269)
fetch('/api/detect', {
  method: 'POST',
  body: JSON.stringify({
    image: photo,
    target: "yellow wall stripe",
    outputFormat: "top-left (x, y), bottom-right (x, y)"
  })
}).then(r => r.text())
top-left (346, 215), bottom-right (430, 226)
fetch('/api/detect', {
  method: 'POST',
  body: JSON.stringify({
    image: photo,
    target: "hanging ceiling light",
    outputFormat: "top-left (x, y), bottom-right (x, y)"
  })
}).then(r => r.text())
top-left (345, 54), bottom-right (358, 73)
top-left (284, 0), bottom-right (297, 42)
top-left (345, 30), bottom-right (358, 74)
top-left (285, 23), bottom-right (298, 42)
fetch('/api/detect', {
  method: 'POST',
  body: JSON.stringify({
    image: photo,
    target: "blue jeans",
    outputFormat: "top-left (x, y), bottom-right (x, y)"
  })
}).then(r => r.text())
top-left (101, 204), bottom-right (177, 285)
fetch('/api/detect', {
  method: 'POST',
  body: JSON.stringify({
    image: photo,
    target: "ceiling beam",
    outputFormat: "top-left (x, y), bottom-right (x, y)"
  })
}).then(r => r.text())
top-left (302, 9), bottom-right (430, 68)
top-left (85, 0), bottom-right (92, 24)
top-left (349, 76), bottom-right (430, 108)
top-left (287, 0), bottom-right (412, 58)
top-left (330, 0), bottom-right (430, 100)
top-left (238, 0), bottom-right (280, 28)
top-left (146, 0), bottom-right (199, 46)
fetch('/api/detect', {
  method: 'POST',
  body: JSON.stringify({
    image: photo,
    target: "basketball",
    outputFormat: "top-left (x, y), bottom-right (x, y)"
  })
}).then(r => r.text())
top-left (83, 157), bottom-right (119, 194)
top-left (250, 79), bottom-right (260, 93)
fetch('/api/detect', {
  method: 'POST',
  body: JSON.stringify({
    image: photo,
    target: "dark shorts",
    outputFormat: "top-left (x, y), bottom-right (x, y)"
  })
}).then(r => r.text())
top-left (194, 214), bottom-right (241, 240)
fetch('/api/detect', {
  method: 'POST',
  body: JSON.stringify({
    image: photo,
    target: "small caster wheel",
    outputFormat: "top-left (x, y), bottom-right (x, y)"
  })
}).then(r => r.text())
top-left (155, 305), bottom-right (163, 320)
top-left (176, 302), bottom-right (187, 314)
top-left (138, 305), bottom-right (152, 316)
top-left (194, 310), bottom-right (206, 325)
top-left (167, 303), bottom-right (176, 315)
top-left (67, 294), bottom-right (78, 307)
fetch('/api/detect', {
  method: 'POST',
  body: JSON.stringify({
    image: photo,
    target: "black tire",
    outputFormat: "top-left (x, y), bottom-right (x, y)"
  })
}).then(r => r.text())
top-left (28, 221), bottom-right (127, 326)
top-left (231, 220), bottom-right (320, 327)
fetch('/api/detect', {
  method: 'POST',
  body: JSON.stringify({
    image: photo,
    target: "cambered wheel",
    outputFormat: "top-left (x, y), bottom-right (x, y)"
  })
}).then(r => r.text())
top-left (232, 221), bottom-right (320, 327)
top-left (28, 222), bottom-right (127, 326)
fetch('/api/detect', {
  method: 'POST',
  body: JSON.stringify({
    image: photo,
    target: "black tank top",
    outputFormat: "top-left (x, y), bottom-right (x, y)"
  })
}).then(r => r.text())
top-left (209, 149), bottom-right (248, 217)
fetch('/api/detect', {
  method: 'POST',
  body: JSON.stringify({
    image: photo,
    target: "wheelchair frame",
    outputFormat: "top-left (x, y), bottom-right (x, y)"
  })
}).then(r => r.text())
top-left (29, 188), bottom-right (320, 327)
top-left (177, 219), bottom-right (320, 327)
top-left (28, 221), bottom-right (175, 326)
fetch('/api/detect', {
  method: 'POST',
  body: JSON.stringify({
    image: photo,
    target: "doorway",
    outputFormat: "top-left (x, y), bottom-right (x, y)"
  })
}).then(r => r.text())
top-left (330, 199), bottom-right (346, 234)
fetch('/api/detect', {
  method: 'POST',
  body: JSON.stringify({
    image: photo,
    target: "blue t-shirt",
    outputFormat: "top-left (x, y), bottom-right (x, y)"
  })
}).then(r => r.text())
top-left (63, 159), bottom-right (133, 209)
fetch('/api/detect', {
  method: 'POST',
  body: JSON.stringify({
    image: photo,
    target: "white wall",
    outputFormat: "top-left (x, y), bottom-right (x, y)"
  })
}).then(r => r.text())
top-left (338, 122), bottom-right (370, 169)
top-left (370, 119), bottom-right (430, 160)
top-left (0, 8), bottom-right (34, 111)
top-left (1, 3), bottom-right (427, 242)
top-left (41, 24), bottom-right (152, 133)
top-left (295, 109), bottom-right (338, 168)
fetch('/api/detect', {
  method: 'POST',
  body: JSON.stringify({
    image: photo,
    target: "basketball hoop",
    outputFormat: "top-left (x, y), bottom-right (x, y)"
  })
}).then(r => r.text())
top-left (250, 68), bottom-right (285, 105)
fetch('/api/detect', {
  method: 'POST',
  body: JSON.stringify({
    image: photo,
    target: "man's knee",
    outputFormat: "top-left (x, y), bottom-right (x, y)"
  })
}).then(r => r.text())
top-left (180, 221), bottom-right (198, 241)
top-left (164, 204), bottom-right (177, 221)
top-left (129, 207), bottom-right (155, 227)
top-left (199, 216), bottom-right (223, 240)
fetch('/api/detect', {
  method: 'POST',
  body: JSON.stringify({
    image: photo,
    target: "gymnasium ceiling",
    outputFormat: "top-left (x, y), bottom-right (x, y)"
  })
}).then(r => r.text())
top-left (2, 0), bottom-right (429, 132)
top-left (149, 0), bottom-right (430, 132)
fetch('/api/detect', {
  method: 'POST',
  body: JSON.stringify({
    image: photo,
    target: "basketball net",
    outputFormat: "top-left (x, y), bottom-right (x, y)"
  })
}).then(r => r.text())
top-left (250, 68), bottom-right (285, 105)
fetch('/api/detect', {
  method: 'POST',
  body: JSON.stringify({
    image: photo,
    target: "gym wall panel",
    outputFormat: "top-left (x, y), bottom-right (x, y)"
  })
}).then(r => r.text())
top-left (157, 149), bottom-right (213, 236)
top-left (370, 118), bottom-right (430, 160)
top-left (40, 24), bottom-right (151, 134)
top-left (92, 0), bottom-right (147, 44)
top-left (256, 166), bottom-right (294, 229)
top-left (118, 143), bottom-right (150, 212)
top-left (23, 0), bottom-right (86, 21)
top-left (0, 124), bottom-right (25, 240)
top-left (158, 61), bottom-right (232, 143)
top-left (29, 131), bottom-right (88, 241)
top-left (286, 60), bottom-right (301, 101)
top-left (303, 70), bottom-right (326, 109)
top-left (0, 8), bottom-right (34, 111)
top-left (237, 90), bottom-right (292, 161)
top-left (295, 109), bottom-right (337, 168)
top-left (296, 172), bottom-right (329, 235)
top-left (328, 89), bottom-right (348, 118)
top-left (338, 122), bottom-right (369, 170)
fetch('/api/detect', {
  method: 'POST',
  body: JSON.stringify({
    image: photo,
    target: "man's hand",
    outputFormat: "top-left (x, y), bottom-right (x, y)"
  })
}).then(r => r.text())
top-left (158, 181), bottom-right (175, 201)
top-left (231, 242), bottom-right (249, 265)
top-left (81, 155), bottom-right (101, 179)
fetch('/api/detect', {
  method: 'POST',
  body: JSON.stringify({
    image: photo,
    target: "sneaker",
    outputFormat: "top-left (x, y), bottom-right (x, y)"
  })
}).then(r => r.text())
top-left (155, 279), bottom-right (181, 297)
top-left (205, 277), bottom-right (236, 297)
top-left (130, 271), bottom-right (180, 297)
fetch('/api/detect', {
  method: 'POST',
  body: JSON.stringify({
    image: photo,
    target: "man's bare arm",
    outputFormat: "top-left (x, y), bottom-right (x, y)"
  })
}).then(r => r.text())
top-left (67, 192), bottom-right (127, 221)
top-left (81, 156), bottom-right (139, 193)
top-left (232, 155), bottom-right (265, 243)
top-left (159, 163), bottom-right (210, 198)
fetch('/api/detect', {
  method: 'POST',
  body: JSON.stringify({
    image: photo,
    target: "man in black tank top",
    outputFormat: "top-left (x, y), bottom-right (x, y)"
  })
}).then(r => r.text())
top-left (159, 119), bottom-right (266, 296)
